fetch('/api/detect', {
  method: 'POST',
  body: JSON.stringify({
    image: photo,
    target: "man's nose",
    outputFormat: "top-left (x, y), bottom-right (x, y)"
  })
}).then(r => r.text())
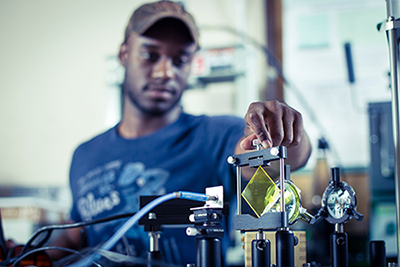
top-left (152, 57), bottom-right (174, 80)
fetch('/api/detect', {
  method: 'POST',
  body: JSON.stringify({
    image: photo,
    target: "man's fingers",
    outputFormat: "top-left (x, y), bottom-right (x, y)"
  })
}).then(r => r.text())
top-left (280, 110), bottom-right (303, 147)
top-left (244, 100), bottom-right (304, 149)
top-left (245, 104), bottom-right (272, 147)
top-left (240, 133), bottom-right (273, 151)
top-left (291, 116), bottom-right (303, 146)
top-left (240, 134), bottom-right (256, 150)
top-left (265, 111), bottom-right (284, 147)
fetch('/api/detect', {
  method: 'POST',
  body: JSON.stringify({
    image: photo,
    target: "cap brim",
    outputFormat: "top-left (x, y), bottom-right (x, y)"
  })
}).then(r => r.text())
top-left (137, 13), bottom-right (198, 45)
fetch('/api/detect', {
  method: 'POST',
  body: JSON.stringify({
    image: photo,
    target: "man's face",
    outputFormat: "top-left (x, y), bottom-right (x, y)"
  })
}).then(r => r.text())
top-left (119, 23), bottom-right (197, 117)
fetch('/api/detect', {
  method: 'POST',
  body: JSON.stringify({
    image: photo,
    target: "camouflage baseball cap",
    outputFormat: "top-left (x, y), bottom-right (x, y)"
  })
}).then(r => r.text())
top-left (124, 1), bottom-right (199, 45)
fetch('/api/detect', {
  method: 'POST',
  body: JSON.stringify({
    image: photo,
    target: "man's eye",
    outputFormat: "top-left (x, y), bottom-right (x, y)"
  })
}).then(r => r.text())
top-left (140, 52), bottom-right (159, 62)
top-left (173, 57), bottom-right (189, 67)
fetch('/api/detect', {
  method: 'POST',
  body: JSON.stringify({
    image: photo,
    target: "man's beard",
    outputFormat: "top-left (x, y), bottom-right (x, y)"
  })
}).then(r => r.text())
top-left (124, 84), bottom-right (182, 117)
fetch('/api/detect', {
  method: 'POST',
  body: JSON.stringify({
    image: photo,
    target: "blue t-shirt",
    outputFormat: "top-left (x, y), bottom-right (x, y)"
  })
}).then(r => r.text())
top-left (69, 112), bottom-right (244, 265)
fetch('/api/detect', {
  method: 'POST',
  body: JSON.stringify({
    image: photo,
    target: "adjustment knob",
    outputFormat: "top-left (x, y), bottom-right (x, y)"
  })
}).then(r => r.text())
top-left (186, 227), bottom-right (200, 236)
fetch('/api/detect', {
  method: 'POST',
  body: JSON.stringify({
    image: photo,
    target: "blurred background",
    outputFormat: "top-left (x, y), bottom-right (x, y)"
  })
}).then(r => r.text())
top-left (0, 0), bottom-right (394, 266)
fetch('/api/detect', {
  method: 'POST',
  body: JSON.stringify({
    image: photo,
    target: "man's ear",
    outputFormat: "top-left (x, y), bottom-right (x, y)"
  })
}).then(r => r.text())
top-left (118, 43), bottom-right (128, 67)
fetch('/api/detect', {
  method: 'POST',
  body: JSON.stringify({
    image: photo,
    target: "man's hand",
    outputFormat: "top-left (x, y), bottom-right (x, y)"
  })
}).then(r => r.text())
top-left (241, 100), bottom-right (303, 150)
top-left (235, 100), bottom-right (312, 177)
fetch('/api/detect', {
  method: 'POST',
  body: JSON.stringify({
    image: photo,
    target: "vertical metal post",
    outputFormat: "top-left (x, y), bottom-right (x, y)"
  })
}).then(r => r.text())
top-left (386, 11), bottom-right (400, 261)
top-left (279, 158), bottom-right (285, 213)
top-left (387, 0), bottom-right (400, 18)
top-left (236, 166), bottom-right (242, 215)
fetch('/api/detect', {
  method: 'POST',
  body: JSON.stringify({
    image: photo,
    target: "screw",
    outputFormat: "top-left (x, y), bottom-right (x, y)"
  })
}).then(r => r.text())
top-left (252, 139), bottom-right (262, 150)
top-left (227, 156), bottom-right (237, 164)
top-left (270, 147), bottom-right (279, 156)
top-left (186, 227), bottom-right (200, 236)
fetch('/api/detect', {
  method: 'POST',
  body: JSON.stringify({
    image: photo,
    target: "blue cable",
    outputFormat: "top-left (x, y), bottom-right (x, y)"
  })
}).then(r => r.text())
top-left (178, 191), bottom-right (208, 202)
top-left (67, 191), bottom-right (208, 266)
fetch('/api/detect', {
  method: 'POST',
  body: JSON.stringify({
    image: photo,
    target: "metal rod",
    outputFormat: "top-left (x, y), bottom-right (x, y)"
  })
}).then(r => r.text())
top-left (387, 0), bottom-right (400, 18)
top-left (149, 232), bottom-right (159, 252)
top-left (279, 158), bottom-right (285, 213)
top-left (236, 166), bottom-right (242, 215)
top-left (387, 15), bottom-right (400, 261)
top-left (335, 223), bottom-right (344, 233)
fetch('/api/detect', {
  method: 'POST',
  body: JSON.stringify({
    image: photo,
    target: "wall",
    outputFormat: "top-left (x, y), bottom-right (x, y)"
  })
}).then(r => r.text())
top-left (283, 0), bottom-right (389, 170)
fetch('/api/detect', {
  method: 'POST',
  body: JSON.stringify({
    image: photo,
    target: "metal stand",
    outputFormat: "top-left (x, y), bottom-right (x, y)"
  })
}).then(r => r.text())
top-left (276, 228), bottom-right (295, 267)
top-left (186, 186), bottom-right (225, 267)
top-left (330, 224), bottom-right (348, 267)
top-left (312, 167), bottom-right (363, 267)
top-left (251, 230), bottom-right (271, 267)
top-left (195, 237), bottom-right (222, 267)
top-left (369, 240), bottom-right (386, 267)
top-left (383, 1), bottom-right (400, 261)
top-left (139, 194), bottom-right (210, 266)
top-left (228, 145), bottom-right (295, 267)
top-left (147, 225), bottom-right (162, 267)
top-left (146, 213), bottom-right (162, 267)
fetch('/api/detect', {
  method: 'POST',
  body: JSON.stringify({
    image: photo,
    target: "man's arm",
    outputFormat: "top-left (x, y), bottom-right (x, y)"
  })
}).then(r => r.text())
top-left (234, 100), bottom-right (312, 179)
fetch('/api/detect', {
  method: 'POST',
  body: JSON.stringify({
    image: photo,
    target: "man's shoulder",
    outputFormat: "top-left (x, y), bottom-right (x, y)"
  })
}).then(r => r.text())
top-left (74, 126), bottom-right (117, 154)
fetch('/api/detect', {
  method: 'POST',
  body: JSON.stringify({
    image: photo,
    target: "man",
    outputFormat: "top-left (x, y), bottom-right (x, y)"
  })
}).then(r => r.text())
top-left (51, 1), bottom-right (311, 265)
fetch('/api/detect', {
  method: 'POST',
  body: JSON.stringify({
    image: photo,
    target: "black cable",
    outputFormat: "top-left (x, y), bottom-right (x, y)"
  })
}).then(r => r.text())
top-left (21, 229), bottom-right (53, 254)
top-left (2, 246), bottom-right (84, 267)
top-left (18, 212), bottom-right (135, 258)
top-left (52, 246), bottom-right (103, 267)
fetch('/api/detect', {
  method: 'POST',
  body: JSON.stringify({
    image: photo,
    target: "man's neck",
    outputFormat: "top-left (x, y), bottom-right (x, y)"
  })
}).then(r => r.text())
top-left (117, 106), bottom-right (182, 139)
